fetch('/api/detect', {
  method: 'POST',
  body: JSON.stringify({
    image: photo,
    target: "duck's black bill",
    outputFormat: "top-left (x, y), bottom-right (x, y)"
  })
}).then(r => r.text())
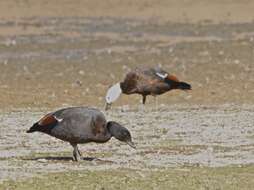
top-left (105, 103), bottom-right (111, 111)
top-left (126, 141), bottom-right (136, 149)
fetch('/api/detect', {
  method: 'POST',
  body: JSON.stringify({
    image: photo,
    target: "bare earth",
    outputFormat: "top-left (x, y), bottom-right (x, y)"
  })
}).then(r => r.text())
top-left (0, 105), bottom-right (254, 183)
top-left (0, 0), bottom-right (254, 189)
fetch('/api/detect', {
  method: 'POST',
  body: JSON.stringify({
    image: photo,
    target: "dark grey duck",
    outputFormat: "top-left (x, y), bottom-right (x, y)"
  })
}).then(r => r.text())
top-left (27, 107), bottom-right (135, 161)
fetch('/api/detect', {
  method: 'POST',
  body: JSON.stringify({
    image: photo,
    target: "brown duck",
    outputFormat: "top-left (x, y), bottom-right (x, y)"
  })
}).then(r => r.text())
top-left (105, 67), bottom-right (191, 109)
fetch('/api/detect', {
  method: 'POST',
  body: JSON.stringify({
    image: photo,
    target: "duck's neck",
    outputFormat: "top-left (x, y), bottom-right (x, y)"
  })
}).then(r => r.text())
top-left (107, 121), bottom-right (117, 137)
top-left (119, 82), bottom-right (124, 92)
top-left (92, 125), bottom-right (113, 143)
top-left (107, 121), bottom-right (126, 138)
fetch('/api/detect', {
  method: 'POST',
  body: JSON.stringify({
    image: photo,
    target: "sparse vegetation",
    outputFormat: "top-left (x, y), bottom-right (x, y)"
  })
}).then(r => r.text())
top-left (1, 165), bottom-right (254, 190)
top-left (0, 0), bottom-right (253, 189)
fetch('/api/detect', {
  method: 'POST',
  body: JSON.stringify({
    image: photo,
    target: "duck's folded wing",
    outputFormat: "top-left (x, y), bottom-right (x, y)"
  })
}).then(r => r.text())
top-left (38, 113), bottom-right (60, 126)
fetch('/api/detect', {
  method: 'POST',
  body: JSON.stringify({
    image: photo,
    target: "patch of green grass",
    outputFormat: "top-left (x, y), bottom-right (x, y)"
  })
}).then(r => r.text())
top-left (1, 165), bottom-right (254, 190)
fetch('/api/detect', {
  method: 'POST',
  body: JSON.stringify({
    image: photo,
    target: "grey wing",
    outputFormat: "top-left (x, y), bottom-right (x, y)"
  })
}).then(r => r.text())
top-left (51, 107), bottom-right (104, 142)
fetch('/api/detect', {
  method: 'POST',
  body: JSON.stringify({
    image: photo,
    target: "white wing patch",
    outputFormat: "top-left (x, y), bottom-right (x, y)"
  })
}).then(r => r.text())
top-left (54, 116), bottom-right (63, 123)
top-left (156, 72), bottom-right (168, 79)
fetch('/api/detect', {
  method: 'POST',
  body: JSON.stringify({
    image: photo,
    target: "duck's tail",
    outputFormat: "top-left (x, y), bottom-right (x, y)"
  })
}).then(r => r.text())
top-left (26, 122), bottom-right (39, 133)
top-left (178, 82), bottom-right (192, 90)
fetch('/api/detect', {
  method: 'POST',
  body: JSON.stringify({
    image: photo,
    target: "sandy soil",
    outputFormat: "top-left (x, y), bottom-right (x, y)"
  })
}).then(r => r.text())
top-left (0, 16), bottom-right (254, 110)
top-left (0, 0), bottom-right (254, 23)
top-left (0, 0), bottom-right (253, 187)
top-left (0, 2), bottom-right (253, 109)
top-left (0, 105), bottom-right (253, 182)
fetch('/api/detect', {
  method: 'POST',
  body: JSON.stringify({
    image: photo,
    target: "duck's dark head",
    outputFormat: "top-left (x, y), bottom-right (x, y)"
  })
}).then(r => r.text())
top-left (107, 121), bottom-right (136, 149)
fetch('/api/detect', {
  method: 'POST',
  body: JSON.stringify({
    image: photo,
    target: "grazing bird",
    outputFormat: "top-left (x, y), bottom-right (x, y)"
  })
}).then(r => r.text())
top-left (27, 107), bottom-right (135, 161)
top-left (105, 67), bottom-right (191, 110)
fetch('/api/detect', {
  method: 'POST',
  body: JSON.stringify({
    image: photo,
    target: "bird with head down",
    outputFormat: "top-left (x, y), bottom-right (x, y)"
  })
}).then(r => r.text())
top-left (105, 67), bottom-right (191, 110)
top-left (27, 107), bottom-right (135, 161)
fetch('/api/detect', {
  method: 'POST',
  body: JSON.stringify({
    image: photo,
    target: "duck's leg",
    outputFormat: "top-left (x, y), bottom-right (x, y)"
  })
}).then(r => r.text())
top-left (139, 95), bottom-right (146, 112)
top-left (70, 143), bottom-right (81, 161)
top-left (142, 95), bottom-right (146, 105)
top-left (104, 102), bottom-right (111, 111)
top-left (77, 147), bottom-right (82, 157)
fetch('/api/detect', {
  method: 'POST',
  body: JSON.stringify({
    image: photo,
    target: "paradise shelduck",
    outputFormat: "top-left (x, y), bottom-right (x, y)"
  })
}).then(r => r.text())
top-left (105, 67), bottom-right (191, 109)
top-left (27, 107), bottom-right (135, 161)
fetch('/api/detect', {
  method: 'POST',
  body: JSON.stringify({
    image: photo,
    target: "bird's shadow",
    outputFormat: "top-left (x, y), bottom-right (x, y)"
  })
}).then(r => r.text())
top-left (23, 156), bottom-right (99, 162)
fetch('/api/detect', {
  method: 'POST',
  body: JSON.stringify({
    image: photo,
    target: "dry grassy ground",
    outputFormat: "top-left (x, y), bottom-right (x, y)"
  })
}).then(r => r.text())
top-left (0, 0), bottom-right (253, 109)
top-left (0, 0), bottom-right (254, 23)
top-left (0, 106), bottom-right (254, 189)
top-left (0, 0), bottom-right (253, 189)
top-left (0, 16), bottom-right (254, 109)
